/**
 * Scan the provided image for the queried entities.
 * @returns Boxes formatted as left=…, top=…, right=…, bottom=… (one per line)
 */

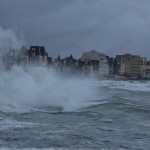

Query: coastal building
left=81, top=50, right=109, bottom=77
left=107, top=57, right=114, bottom=75
left=54, top=55, right=63, bottom=73
left=54, top=55, right=80, bottom=76
left=2, top=49, right=16, bottom=70
left=99, top=53, right=109, bottom=76
left=117, top=54, right=144, bottom=78
left=107, top=57, right=120, bottom=75
left=143, top=61, right=150, bottom=79
left=19, top=55, right=29, bottom=68
left=63, top=55, right=76, bottom=74
left=17, top=46, right=30, bottom=68
left=28, top=46, right=48, bottom=66
left=81, top=50, right=100, bottom=77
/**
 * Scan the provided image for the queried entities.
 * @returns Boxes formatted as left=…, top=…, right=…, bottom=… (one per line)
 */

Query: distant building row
left=2, top=46, right=150, bottom=79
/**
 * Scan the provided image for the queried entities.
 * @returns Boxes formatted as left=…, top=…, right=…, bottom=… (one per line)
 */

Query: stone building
left=28, top=46, right=48, bottom=66
left=117, top=54, right=144, bottom=78
left=81, top=50, right=109, bottom=77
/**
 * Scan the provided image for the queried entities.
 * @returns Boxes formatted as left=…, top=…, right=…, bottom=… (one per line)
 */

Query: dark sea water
left=0, top=68, right=150, bottom=150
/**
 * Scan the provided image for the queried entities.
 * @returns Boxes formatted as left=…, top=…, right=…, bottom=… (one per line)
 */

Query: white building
left=99, top=53, right=109, bottom=76
left=81, top=50, right=109, bottom=77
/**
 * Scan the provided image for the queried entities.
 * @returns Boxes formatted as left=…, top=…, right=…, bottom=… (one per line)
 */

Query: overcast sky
left=0, top=0, right=150, bottom=58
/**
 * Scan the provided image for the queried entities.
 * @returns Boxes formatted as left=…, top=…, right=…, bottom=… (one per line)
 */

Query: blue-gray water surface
left=0, top=79, right=150, bottom=150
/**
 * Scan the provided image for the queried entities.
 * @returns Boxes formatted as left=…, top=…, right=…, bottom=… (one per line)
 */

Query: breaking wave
left=0, top=65, right=149, bottom=113
left=0, top=66, right=97, bottom=112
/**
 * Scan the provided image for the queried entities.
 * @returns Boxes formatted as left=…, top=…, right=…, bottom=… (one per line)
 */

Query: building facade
left=143, top=61, right=150, bottom=79
left=81, top=50, right=109, bottom=77
left=28, top=46, right=48, bottom=66
left=117, top=54, right=144, bottom=78
left=99, top=53, right=109, bottom=76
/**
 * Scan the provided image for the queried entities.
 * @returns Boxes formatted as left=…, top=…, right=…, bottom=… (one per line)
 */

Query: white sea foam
left=0, top=117, right=39, bottom=131
left=96, top=80, right=150, bottom=92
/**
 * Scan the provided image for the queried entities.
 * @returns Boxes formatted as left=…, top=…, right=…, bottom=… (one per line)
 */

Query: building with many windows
left=117, top=54, right=144, bottom=78
left=81, top=50, right=109, bottom=77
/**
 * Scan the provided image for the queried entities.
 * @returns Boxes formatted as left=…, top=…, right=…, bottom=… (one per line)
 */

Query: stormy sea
left=0, top=67, right=150, bottom=150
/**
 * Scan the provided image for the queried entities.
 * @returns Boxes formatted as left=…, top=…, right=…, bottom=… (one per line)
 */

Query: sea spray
left=0, top=26, right=24, bottom=52
left=0, top=25, right=25, bottom=74
left=0, top=66, right=96, bottom=112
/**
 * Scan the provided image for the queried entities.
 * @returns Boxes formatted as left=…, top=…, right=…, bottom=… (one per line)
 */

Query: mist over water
left=0, top=62, right=149, bottom=113
left=0, top=26, right=24, bottom=56
left=0, top=25, right=25, bottom=75
left=0, top=66, right=98, bottom=112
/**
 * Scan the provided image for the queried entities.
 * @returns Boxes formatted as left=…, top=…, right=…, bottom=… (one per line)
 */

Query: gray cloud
left=0, top=0, right=150, bottom=58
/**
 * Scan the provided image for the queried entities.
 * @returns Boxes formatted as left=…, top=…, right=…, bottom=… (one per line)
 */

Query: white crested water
left=0, top=66, right=150, bottom=150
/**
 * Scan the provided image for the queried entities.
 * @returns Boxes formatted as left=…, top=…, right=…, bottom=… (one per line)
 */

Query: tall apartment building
left=81, top=50, right=99, bottom=77
left=81, top=50, right=109, bottom=77
left=117, top=54, right=144, bottom=77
